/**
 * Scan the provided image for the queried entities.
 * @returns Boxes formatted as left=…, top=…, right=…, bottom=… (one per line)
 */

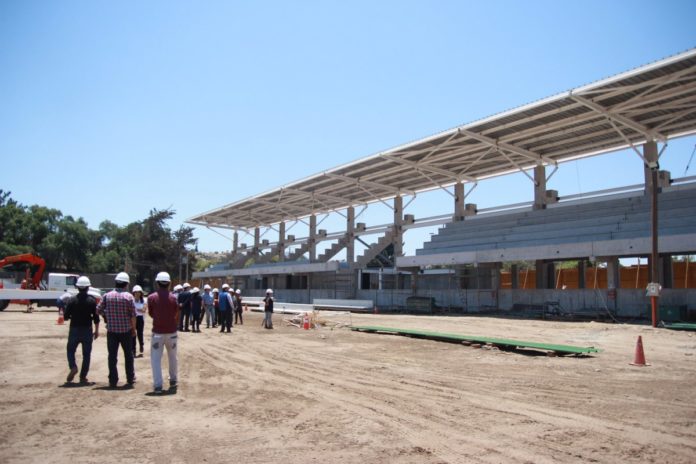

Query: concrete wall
left=242, top=285, right=695, bottom=319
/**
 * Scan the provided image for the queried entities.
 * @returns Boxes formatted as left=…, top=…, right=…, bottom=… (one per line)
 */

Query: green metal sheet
left=661, top=322, right=696, bottom=331
left=350, top=325, right=600, bottom=355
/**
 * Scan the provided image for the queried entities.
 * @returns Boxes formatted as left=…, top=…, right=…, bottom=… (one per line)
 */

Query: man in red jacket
left=147, top=271, right=179, bottom=394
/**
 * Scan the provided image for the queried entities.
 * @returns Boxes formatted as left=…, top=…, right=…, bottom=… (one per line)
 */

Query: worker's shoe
left=79, top=377, right=90, bottom=384
left=153, top=387, right=164, bottom=395
left=66, top=367, right=78, bottom=383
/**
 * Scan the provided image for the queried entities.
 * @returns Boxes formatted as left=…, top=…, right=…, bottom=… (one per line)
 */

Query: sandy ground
left=0, top=304, right=695, bottom=464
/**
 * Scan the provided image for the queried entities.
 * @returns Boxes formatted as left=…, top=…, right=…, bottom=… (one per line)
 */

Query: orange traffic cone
left=302, top=313, right=310, bottom=330
left=56, top=309, right=65, bottom=325
left=630, top=335, right=649, bottom=366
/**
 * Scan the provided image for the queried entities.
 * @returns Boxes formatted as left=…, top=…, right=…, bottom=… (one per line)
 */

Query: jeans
left=107, top=331, right=135, bottom=385
left=204, top=304, right=215, bottom=327
left=67, top=326, right=93, bottom=379
left=191, top=310, right=201, bottom=331
left=151, top=332, right=178, bottom=389
left=132, top=316, right=145, bottom=354
left=178, top=308, right=191, bottom=331
left=234, top=309, right=243, bottom=325
left=263, top=311, right=273, bottom=328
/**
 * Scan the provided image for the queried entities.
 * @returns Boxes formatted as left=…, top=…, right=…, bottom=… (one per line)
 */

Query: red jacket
left=148, top=289, right=179, bottom=334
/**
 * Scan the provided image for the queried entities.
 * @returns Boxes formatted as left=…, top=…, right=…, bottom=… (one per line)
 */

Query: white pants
left=150, top=332, right=178, bottom=389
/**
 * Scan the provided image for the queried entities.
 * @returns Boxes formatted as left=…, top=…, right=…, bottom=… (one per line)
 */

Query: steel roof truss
left=459, top=128, right=557, bottom=166
left=570, top=94, right=665, bottom=142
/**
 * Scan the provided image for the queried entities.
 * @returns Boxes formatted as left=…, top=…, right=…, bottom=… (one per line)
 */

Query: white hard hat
left=115, top=272, right=130, bottom=283
left=76, top=276, right=91, bottom=288
left=266, top=288, right=273, bottom=294
left=132, top=285, right=143, bottom=293
left=212, top=288, right=219, bottom=293
left=235, top=289, right=241, bottom=295
left=203, top=284, right=211, bottom=290
left=155, top=271, right=171, bottom=283
left=183, top=282, right=191, bottom=288
left=222, top=283, right=230, bottom=290
left=173, top=284, right=183, bottom=292
left=191, top=287, right=200, bottom=293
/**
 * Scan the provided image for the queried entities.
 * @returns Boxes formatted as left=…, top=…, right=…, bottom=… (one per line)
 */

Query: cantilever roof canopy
left=188, top=48, right=696, bottom=230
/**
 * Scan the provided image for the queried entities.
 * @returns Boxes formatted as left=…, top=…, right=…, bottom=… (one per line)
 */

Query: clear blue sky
left=1, top=1, right=695, bottom=255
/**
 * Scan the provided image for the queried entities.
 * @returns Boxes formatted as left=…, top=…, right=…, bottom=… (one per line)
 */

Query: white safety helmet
left=155, top=271, right=171, bottom=283
left=76, top=276, right=91, bottom=289
left=183, top=282, right=191, bottom=289
left=203, top=284, right=211, bottom=290
left=191, top=287, right=200, bottom=293
left=235, top=289, right=241, bottom=295
left=212, top=287, right=219, bottom=293
left=173, top=284, right=183, bottom=292
left=132, top=285, right=143, bottom=293
left=115, top=272, right=130, bottom=284
left=222, top=283, right=230, bottom=290
left=266, top=288, right=273, bottom=294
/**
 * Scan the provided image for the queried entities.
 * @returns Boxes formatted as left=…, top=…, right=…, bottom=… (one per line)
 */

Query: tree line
left=0, top=190, right=197, bottom=287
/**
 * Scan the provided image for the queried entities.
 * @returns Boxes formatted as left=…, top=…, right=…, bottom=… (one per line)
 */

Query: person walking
left=212, top=288, right=220, bottom=328
left=64, top=276, right=100, bottom=384
left=177, top=283, right=192, bottom=332
left=190, top=287, right=202, bottom=333
left=218, top=284, right=234, bottom=333
left=147, top=271, right=179, bottom=395
left=202, top=285, right=215, bottom=328
left=263, top=288, right=274, bottom=329
left=131, top=285, right=147, bottom=358
left=98, top=272, right=137, bottom=388
left=233, top=289, right=244, bottom=325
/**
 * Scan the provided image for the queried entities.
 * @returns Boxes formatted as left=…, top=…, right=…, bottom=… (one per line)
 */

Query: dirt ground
left=0, top=304, right=695, bottom=464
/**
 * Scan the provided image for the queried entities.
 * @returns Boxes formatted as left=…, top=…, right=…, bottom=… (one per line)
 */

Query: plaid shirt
left=97, top=289, right=136, bottom=333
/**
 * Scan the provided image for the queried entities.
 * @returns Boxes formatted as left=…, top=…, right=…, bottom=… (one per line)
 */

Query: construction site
left=2, top=46, right=696, bottom=464
left=189, top=49, right=696, bottom=325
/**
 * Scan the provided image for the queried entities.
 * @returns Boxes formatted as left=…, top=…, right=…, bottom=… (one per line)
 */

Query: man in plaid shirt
left=98, top=272, right=137, bottom=388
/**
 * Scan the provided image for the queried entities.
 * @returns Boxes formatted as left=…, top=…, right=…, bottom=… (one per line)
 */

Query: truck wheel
left=0, top=300, right=9, bottom=311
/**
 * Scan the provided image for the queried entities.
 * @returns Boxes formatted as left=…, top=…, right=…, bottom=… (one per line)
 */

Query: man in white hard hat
left=147, top=271, right=179, bottom=394
left=177, top=282, right=193, bottom=332
left=97, top=272, right=137, bottom=388
left=263, top=289, right=274, bottom=329
left=218, top=284, right=234, bottom=333
left=63, top=276, right=100, bottom=384
left=202, top=284, right=215, bottom=329
left=233, top=289, right=244, bottom=325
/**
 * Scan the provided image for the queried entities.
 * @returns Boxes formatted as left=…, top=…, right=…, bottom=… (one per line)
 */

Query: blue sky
left=1, top=1, right=695, bottom=256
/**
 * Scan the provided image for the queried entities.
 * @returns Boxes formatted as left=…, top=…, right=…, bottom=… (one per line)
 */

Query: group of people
left=172, top=282, right=246, bottom=333
left=62, top=271, right=276, bottom=394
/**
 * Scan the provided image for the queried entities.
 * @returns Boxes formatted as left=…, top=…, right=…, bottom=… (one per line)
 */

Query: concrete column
left=308, top=214, right=317, bottom=262
left=643, top=140, right=659, bottom=192
left=510, top=264, right=519, bottom=289
left=533, top=164, right=547, bottom=210
left=346, top=206, right=355, bottom=264
left=577, top=260, right=586, bottom=289
left=453, top=182, right=465, bottom=221
left=606, top=257, right=621, bottom=289
left=393, top=196, right=404, bottom=258
left=232, top=231, right=238, bottom=254
left=411, top=270, right=418, bottom=294
left=660, top=255, right=673, bottom=288
left=491, top=262, right=501, bottom=290
left=535, top=260, right=547, bottom=289
left=253, top=227, right=260, bottom=254
left=278, top=222, right=286, bottom=262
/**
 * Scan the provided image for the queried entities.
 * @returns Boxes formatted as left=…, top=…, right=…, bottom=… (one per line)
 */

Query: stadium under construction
left=189, top=48, right=696, bottom=320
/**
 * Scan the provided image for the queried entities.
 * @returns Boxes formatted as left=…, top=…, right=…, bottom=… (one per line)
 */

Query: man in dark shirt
left=64, top=276, right=100, bottom=384
left=177, top=283, right=192, bottom=332
left=263, top=288, right=274, bottom=329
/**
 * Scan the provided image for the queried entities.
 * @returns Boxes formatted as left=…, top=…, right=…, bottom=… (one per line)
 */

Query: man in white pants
left=147, top=271, right=179, bottom=394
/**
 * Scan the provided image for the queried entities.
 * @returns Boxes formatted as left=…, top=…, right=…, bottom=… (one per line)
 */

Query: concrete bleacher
left=416, top=184, right=696, bottom=258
